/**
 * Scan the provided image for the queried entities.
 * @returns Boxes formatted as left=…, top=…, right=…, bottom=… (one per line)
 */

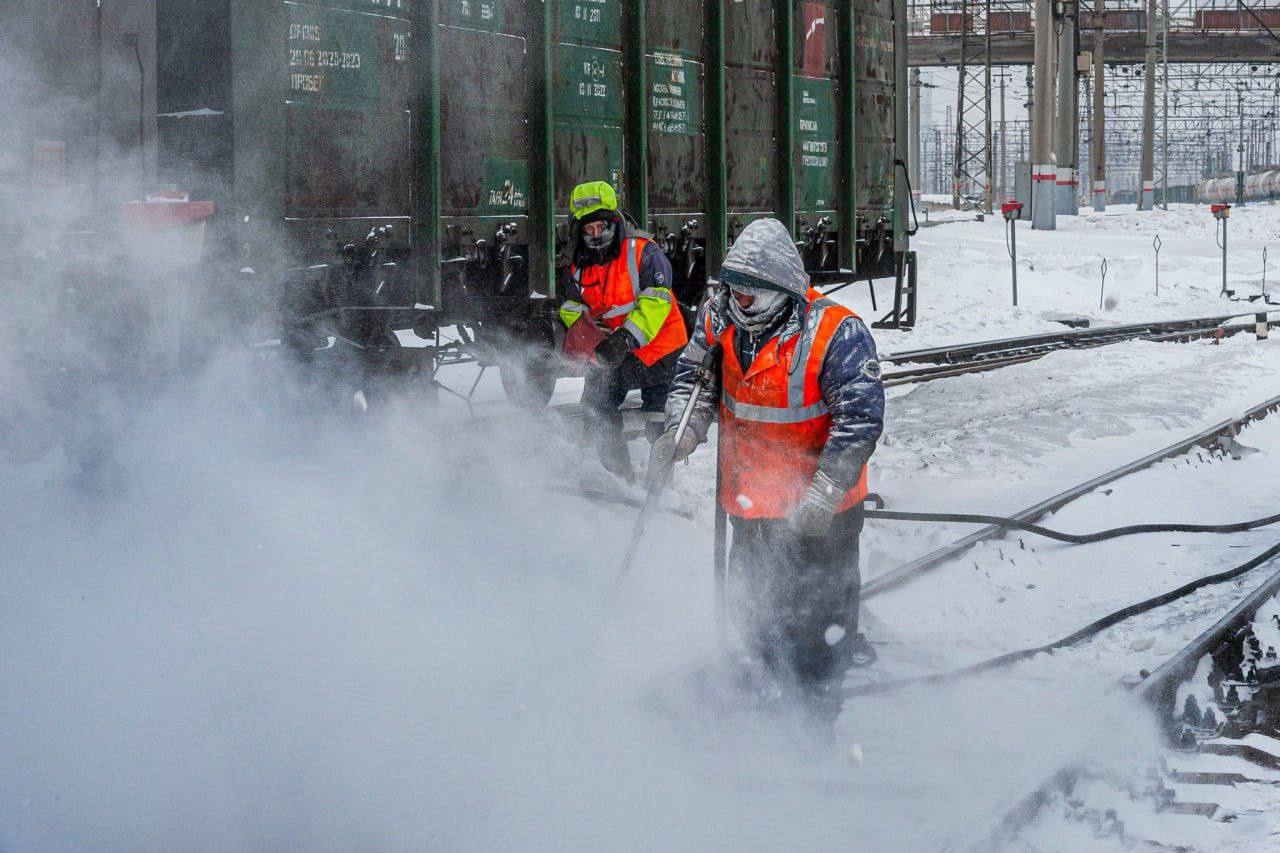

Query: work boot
left=598, top=431, right=635, bottom=483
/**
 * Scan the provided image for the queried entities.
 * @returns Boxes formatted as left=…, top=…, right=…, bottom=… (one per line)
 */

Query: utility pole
left=952, top=7, right=969, bottom=209
left=1238, top=88, right=1246, bottom=206
left=910, top=67, right=922, bottom=202
left=952, top=0, right=994, bottom=212
left=1055, top=0, right=1078, bottom=216
left=984, top=0, right=994, bottom=214
left=1160, top=0, right=1169, bottom=209
left=1092, top=0, right=1107, bottom=212
left=1138, top=0, right=1156, bottom=210
left=1032, top=0, right=1057, bottom=229
left=999, top=72, right=1008, bottom=202
left=1082, top=70, right=1092, bottom=202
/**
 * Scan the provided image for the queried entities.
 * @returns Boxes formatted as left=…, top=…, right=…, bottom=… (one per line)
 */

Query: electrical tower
left=952, top=0, right=994, bottom=212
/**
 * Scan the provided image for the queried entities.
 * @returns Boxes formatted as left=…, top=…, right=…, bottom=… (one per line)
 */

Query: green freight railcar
left=155, top=0, right=913, bottom=402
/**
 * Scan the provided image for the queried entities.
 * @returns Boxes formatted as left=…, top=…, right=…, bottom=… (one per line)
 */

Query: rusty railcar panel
left=439, top=25, right=531, bottom=218
left=283, top=1, right=411, bottom=221
left=553, top=42, right=625, bottom=210
left=855, top=0, right=896, bottom=219
left=553, top=0, right=626, bottom=212
left=646, top=0, right=705, bottom=56
left=795, top=0, right=838, bottom=78
left=647, top=53, right=706, bottom=214
left=646, top=0, right=706, bottom=218
left=554, top=126, right=626, bottom=208
left=725, top=67, right=778, bottom=214
left=726, top=0, right=777, bottom=69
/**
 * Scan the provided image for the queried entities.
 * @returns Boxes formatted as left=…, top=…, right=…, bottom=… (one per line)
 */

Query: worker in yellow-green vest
left=559, top=181, right=689, bottom=480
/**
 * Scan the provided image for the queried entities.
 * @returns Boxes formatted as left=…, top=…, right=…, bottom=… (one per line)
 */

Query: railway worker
left=649, top=217, right=885, bottom=717
left=560, top=180, right=689, bottom=480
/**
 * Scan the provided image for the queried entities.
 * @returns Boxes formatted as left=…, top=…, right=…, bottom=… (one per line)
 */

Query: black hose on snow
left=843, top=538, right=1280, bottom=699
left=864, top=508, right=1280, bottom=545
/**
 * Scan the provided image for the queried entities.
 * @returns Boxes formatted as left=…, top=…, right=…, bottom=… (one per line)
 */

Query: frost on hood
left=722, top=218, right=810, bottom=299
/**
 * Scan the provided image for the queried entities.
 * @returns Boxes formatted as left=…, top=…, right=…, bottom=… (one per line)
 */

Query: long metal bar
left=411, top=0, right=442, bottom=307
left=864, top=393, right=1280, bottom=598
left=778, top=0, right=797, bottom=235
left=624, top=0, right=650, bottom=226
left=886, top=310, right=1260, bottom=363
left=839, top=0, right=858, bottom=274
left=706, top=0, right=728, bottom=277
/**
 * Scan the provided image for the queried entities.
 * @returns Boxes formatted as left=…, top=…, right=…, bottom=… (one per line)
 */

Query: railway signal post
left=1002, top=200, right=1024, bottom=306
left=1212, top=203, right=1231, bottom=297
left=1153, top=234, right=1162, bottom=295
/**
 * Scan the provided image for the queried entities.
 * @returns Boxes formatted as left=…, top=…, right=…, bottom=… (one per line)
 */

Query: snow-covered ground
left=6, top=204, right=1280, bottom=850
left=843, top=202, right=1280, bottom=353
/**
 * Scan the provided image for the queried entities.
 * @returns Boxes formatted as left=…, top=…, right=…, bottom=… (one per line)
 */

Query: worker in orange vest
left=560, top=181, right=689, bottom=480
left=649, top=218, right=885, bottom=717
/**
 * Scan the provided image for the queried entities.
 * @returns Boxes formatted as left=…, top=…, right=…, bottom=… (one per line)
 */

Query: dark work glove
left=645, top=428, right=701, bottom=489
left=787, top=470, right=844, bottom=537
left=593, top=330, right=633, bottom=367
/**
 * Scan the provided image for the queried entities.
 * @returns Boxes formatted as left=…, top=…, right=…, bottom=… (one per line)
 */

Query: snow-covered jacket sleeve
left=661, top=294, right=723, bottom=442
left=816, top=317, right=885, bottom=491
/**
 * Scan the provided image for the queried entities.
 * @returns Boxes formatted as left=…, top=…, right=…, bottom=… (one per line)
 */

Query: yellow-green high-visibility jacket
left=558, top=236, right=688, bottom=367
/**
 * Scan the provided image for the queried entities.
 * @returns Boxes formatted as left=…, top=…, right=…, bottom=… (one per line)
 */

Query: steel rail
left=468, top=310, right=1276, bottom=422
left=884, top=310, right=1268, bottom=367
left=882, top=317, right=1280, bottom=387
left=863, top=392, right=1280, bottom=599
left=942, top=545, right=1280, bottom=853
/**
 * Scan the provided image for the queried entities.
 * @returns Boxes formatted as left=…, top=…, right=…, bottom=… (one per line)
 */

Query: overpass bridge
left=909, top=29, right=1280, bottom=65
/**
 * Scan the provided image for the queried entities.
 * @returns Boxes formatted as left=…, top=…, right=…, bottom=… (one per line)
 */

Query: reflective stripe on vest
left=721, top=296, right=840, bottom=422
left=570, top=238, right=640, bottom=312
left=721, top=396, right=829, bottom=424
left=713, top=290, right=868, bottom=519
left=570, top=237, right=687, bottom=366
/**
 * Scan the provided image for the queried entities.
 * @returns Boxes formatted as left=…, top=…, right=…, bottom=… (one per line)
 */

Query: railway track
left=944, top=548, right=1280, bottom=852
left=881, top=311, right=1279, bottom=388
left=460, top=309, right=1279, bottom=429
left=888, top=397, right=1280, bottom=851
left=863, top=393, right=1280, bottom=600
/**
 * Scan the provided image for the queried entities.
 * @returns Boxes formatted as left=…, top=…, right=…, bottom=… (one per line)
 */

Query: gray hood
left=721, top=218, right=809, bottom=299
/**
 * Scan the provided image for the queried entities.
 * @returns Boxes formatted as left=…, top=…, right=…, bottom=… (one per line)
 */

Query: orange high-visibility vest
left=708, top=288, right=869, bottom=519
left=568, top=237, right=688, bottom=367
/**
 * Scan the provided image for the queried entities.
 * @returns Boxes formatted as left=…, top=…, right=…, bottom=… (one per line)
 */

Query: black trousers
left=727, top=507, right=864, bottom=690
left=581, top=350, right=680, bottom=432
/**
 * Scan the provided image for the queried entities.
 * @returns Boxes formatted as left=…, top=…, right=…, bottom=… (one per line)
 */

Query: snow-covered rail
left=943, top=544, right=1280, bottom=852
left=881, top=311, right=1280, bottom=387
left=474, top=310, right=1280, bottom=424
left=862, top=393, right=1280, bottom=599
